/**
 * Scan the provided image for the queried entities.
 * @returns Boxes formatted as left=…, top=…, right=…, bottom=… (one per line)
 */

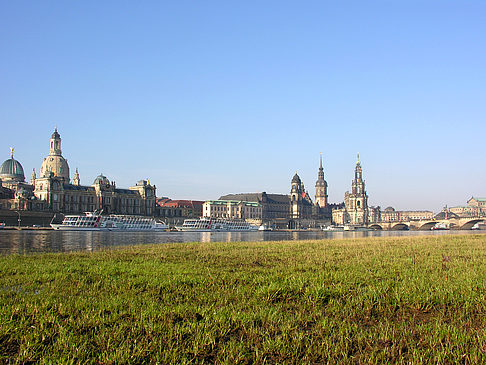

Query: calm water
left=0, top=229, right=485, bottom=255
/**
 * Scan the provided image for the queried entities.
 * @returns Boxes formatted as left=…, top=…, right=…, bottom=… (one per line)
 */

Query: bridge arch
left=459, top=219, right=485, bottom=230
left=391, top=223, right=409, bottom=231
left=369, top=224, right=383, bottom=230
left=418, top=222, right=438, bottom=230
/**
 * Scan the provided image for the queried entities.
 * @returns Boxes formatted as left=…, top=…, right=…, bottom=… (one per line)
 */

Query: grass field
left=1, top=234, right=486, bottom=363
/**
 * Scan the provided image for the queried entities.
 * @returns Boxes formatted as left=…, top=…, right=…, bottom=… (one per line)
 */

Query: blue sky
left=1, top=1, right=485, bottom=212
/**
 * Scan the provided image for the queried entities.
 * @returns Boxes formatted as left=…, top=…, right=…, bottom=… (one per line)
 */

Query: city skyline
left=1, top=1, right=485, bottom=212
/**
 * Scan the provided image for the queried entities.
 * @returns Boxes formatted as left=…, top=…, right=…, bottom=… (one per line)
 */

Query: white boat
left=258, top=224, right=273, bottom=231
left=343, top=225, right=372, bottom=231
left=431, top=223, right=449, bottom=231
left=322, top=225, right=345, bottom=231
left=51, top=212, right=168, bottom=231
left=0, top=222, right=5, bottom=229
left=176, top=217, right=259, bottom=232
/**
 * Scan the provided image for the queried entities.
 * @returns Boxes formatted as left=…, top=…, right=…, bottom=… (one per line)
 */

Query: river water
left=0, top=229, right=485, bottom=255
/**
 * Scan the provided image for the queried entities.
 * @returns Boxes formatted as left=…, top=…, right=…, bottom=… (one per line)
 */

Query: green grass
left=1, top=234, right=486, bottom=364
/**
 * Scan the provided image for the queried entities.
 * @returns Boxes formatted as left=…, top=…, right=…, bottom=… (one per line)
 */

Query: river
left=1, top=229, right=485, bottom=255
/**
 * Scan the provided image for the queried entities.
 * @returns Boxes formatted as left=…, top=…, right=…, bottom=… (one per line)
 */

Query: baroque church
left=0, top=128, right=156, bottom=216
left=332, top=154, right=370, bottom=225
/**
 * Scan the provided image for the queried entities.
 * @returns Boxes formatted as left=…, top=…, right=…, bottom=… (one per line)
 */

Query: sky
left=1, top=1, right=485, bottom=213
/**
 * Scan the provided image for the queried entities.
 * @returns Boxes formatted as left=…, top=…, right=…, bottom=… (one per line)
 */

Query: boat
left=0, top=222, right=5, bottom=229
left=176, top=217, right=259, bottom=232
left=431, top=223, right=449, bottom=231
left=322, top=225, right=345, bottom=231
left=258, top=224, right=273, bottom=231
left=50, top=212, right=168, bottom=231
left=343, top=225, right=372, bottom=231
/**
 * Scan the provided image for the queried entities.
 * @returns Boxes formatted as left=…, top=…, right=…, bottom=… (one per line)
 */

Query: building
left=203, top=200, right=262, bottom=223
left=156, top=198, right=204, bottom=220
left=290, top=172, right=314, bottom=219
left=1, top=128, right=156, bottom=217
left=219, top=192, right=290, bottom=220
left=0, top=148, right=46, bottom=212
left=380, top=207, right=433, bottom=222
left=332, top=154, right=369, bottom=225
left=314, top=153, right=328, bottom=209
left=445, top=197, right=486, bottom=218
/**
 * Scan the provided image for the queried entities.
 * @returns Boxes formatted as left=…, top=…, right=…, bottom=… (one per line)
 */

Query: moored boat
left=322, top=225, right=345, bottom=231
left=176, top=217, right=259, bottom=232
left=51, top=212, right=168, bottom=231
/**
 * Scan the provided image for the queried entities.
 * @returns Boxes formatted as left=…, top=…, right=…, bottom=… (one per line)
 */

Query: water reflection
left=0, top=229, right=484, bottom=255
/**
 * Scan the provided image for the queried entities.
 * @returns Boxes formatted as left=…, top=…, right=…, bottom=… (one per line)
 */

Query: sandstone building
left=0, top=128, right=156, bottom=218
left=332, top=154, right=369, bottom=225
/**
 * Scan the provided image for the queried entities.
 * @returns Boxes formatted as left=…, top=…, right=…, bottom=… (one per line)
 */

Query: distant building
left=314, top=154, right=328, bottom=209
left=203, top=200, right=262, bottom=222
left=445, top=197, right=486, bottom=218
left=156, top=198, right=204, bottom=219
left=219, top=192, right=289, bottom=220
left=0, top=148, right=45, bottom=211
left=333, top=154, right=368, bottom=225
left=1, top=128, right=156, bottom=217
left=290, top=172, right=314, bottom=219
left=380, top=206, right=433, bottom=222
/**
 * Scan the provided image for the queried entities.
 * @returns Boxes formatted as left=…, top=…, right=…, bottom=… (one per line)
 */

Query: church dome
left=93, top=174, right=110, bottom=186
left=40, top=155, right=70, bottom=181
left=292, top=173, right=301, bottom=184
left=0, top=151, right=25, bottom=182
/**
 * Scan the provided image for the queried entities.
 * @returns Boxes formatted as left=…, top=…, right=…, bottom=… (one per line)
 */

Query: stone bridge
left=369, top=217, right=486, bottom=231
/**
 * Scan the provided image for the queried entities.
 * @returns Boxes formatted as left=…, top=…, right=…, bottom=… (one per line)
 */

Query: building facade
left=332, top=154, right=369, bottom=225
left=1, top=129, right=156, bottom=217
left=203, top=200, right=262, bottom=222
left=156, top=198, right=204, bottom=220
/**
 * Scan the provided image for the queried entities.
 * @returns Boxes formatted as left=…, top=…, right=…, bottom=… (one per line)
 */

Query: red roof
left=156, top=199, right=204, bottom=208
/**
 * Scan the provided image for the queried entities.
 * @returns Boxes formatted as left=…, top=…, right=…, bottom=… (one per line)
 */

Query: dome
left=93, top=174, right=110, bottom=186
left=384, top=206, right=395, bottom=212
left=40, top=155, right=70, bottom=181
left=0, top=153, right=25, bottom=182
left=292, top=173, right=301, bottom=184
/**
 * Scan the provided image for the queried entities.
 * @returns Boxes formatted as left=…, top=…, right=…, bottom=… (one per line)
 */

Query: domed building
left=0, top=148, right=44, bottom=212
left=40, top=128, right=70, bottom=182
left=0, top=148, right=25, bottom=184
left=32, top=128, right=156, bottom=215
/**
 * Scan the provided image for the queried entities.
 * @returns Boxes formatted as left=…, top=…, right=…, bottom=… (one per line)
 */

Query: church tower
left=344, top=154, right=368, bottom=225
left=40, top=127, right=70, bottom=182
left=290, top=172, right=303, bottom=219
left=30, top=168, right=36, bottom=185
left=73, top=168, right=80, bottom=186
left=315, top=153, right=328, bottom=208
left=50, top=128, right=62, bottom=155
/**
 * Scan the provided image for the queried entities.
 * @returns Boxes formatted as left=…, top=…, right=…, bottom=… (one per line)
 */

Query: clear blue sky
left=1, top=1, right=485, bottom=212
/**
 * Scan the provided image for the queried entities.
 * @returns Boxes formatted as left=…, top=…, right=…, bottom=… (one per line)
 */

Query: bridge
left=369, top=217, right=486, bottom=231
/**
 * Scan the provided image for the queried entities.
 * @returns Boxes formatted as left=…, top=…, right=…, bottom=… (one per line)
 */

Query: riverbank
left=1, top=234, right=486, bottom=363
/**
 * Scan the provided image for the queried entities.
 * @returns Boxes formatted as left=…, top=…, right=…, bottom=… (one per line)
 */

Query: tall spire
left=318, top=153, right=324, bottom=180
left=315, top=152, right=328, bottom=208
left=30, top=168, right=36, bottom=185
left=357, top=153, right=360, bottom=165
left=73, top=168, right=80, bottom=186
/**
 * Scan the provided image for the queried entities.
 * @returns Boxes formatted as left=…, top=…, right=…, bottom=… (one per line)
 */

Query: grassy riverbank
left=1, top=234, right=486, bottom=363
